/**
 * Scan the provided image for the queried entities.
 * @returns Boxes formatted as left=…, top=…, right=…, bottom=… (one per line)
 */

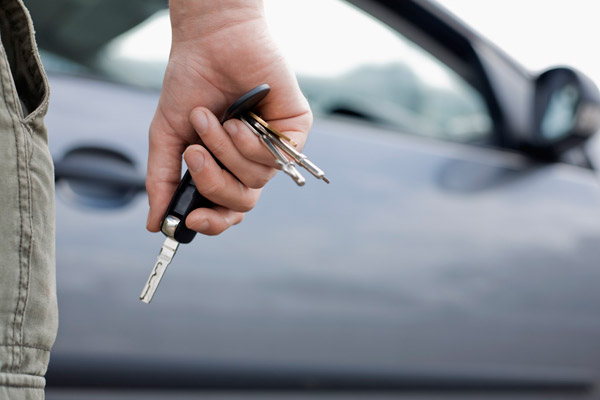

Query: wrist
left=169, top=0, right=265, bottom=42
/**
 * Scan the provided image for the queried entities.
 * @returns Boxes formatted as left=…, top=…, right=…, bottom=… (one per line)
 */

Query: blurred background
left=17, top=0, right=600, bottom=398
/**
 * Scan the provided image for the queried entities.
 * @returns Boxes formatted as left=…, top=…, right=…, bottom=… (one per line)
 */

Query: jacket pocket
left=0, top=0, right=49, bottom=120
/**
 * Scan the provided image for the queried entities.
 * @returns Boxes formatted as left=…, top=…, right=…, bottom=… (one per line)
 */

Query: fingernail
left=223, top=120, right=238, bottom=137
left=191, top=109, right=208, bottom=134
left=185, top=148, right=204, bottom=172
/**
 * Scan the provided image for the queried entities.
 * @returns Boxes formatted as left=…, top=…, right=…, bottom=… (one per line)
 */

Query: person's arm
left=146, top=0, right=312, bottom=235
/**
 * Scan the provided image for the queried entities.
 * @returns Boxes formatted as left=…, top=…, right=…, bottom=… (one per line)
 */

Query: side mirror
left=529, top=67, right=600, bottom=158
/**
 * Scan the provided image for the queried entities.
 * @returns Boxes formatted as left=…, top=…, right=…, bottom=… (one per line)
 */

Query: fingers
left=190, top=108, right=278, bottom=188
left=256, top=83, right=313, bottom=153
left=223, top=119, right=279, bottom=167
left=147, top=97, right=312, bottom=237
left=146, top=111, right=189, bottom=232
left=225, top=109, right=313, bottom=168
left=147, top=106, right=275, bottom=235
left=183, top=144, right=261, bottom=213
left=185, top=206, right=244, bottom=236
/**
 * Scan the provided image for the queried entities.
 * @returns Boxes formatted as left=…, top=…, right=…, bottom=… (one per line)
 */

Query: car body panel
left=47, top=73, right=600, bottom=394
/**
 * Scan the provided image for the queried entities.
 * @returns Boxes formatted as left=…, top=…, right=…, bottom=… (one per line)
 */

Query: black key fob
left=161, top=84, right=271, bottom=244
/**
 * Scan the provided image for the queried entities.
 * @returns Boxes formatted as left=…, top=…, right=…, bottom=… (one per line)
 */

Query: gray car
left=26, top=0, right=600, bottom=398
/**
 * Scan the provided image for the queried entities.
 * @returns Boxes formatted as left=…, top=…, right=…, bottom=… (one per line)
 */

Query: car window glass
left=42, top=0, right=493, bottom=143
left=265, top=0, right=492, bottom=142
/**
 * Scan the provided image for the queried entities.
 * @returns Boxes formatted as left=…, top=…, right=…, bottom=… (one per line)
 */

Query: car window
left=37, top=0, right=492, bottom=143
left=267, top=0, right=492, bottom=143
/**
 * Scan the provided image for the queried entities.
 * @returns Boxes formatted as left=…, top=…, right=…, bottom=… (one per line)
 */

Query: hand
left=146, top=0, right=312, bottom=236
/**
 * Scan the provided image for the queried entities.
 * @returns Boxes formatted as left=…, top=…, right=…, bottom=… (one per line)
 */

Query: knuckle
left=208, top=136, right=228, bottom=158
left=232, top=195, right=253, bottom=213
left=236, top=191, right=258, bottom=213
left=145, top=179, right=160, bottom=200
left=199, top=176, right=225, bottom=197
left=236, top=202, right=253, bottom=213
left=236, top=137, right=264, bottom=160
left=246, top=173, right=270, bottom=189
left=145, top=180, right=154, bottom=195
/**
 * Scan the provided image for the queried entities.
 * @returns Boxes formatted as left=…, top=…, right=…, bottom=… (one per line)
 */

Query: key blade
left=282, top=163, right=306, bottom=186
left=270, top=134, right=330, bottom=183
left=300, top=158, right=330, bottom=183
left=140, top=237, right=179, bottom=303
left=242, top=117, right=306, bottom=186
left=262, top=134, right=306, bottom=186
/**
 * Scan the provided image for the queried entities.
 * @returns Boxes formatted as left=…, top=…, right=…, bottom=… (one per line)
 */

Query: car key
left=140, top=84, right=329, bottom=303
left=140, top=85, right=275, bottom=303
left=139, top=85, right=270, bottom=303
left=139, top=170, right=212, bottom=303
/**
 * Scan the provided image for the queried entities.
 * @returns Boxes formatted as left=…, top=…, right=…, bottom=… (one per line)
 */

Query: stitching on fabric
left=0, top=371, right=45, bottom=389
left=0, top=0, right=36, bottom=375
left=0, top=344, right=50, bottom=352
left=18, top=119, right=33, bottom=374
left=0, top=384, right=44, bottom=389
left=0, top=31, right=21, bottom=375
left=24, top=123, right=33, bottom=162
left=10, top=74, right=25, bottom=376
left=0, top=24, right=26, bottom=375
left=0, top=1, right=52, bottom=376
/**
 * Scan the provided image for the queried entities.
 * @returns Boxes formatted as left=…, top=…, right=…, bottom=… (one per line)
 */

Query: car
left=23, top=0, right=600, bottom=398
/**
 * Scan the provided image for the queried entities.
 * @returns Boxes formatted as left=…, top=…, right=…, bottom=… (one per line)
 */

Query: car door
left=44, top=0, right=600, bottom=397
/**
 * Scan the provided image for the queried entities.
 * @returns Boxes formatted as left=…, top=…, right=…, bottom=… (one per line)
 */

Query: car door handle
left=54, top=145, right=145, bottom=208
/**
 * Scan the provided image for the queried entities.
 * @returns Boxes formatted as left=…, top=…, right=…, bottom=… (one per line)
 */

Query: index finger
left=145, top=114, right=188, bottom=232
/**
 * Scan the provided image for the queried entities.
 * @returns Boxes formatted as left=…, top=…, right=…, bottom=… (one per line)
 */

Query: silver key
left=269, top=134, right=330, bottom=184
left=245, top=112, right=329, bottom=184
left=262, top=134, right=306, bottom=186
left=241, top=117, right=306, bottom=186
left=139, top=217, right=180, bottom=303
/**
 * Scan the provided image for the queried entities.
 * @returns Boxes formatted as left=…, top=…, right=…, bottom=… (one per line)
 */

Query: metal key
left=246, top=112, right=298, bottom=147
left=139, top=234, right=179, bottom=303
left=269, top=131, right=330, bottom=183
left=139, top=171, right=211, bottom=303
left=246, top=112, right=329, bottom=183
left=240, top=116, right=306, bottom=186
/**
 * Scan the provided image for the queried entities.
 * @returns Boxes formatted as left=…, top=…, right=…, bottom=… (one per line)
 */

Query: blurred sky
left=436, top=1, right=600, bottom=85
